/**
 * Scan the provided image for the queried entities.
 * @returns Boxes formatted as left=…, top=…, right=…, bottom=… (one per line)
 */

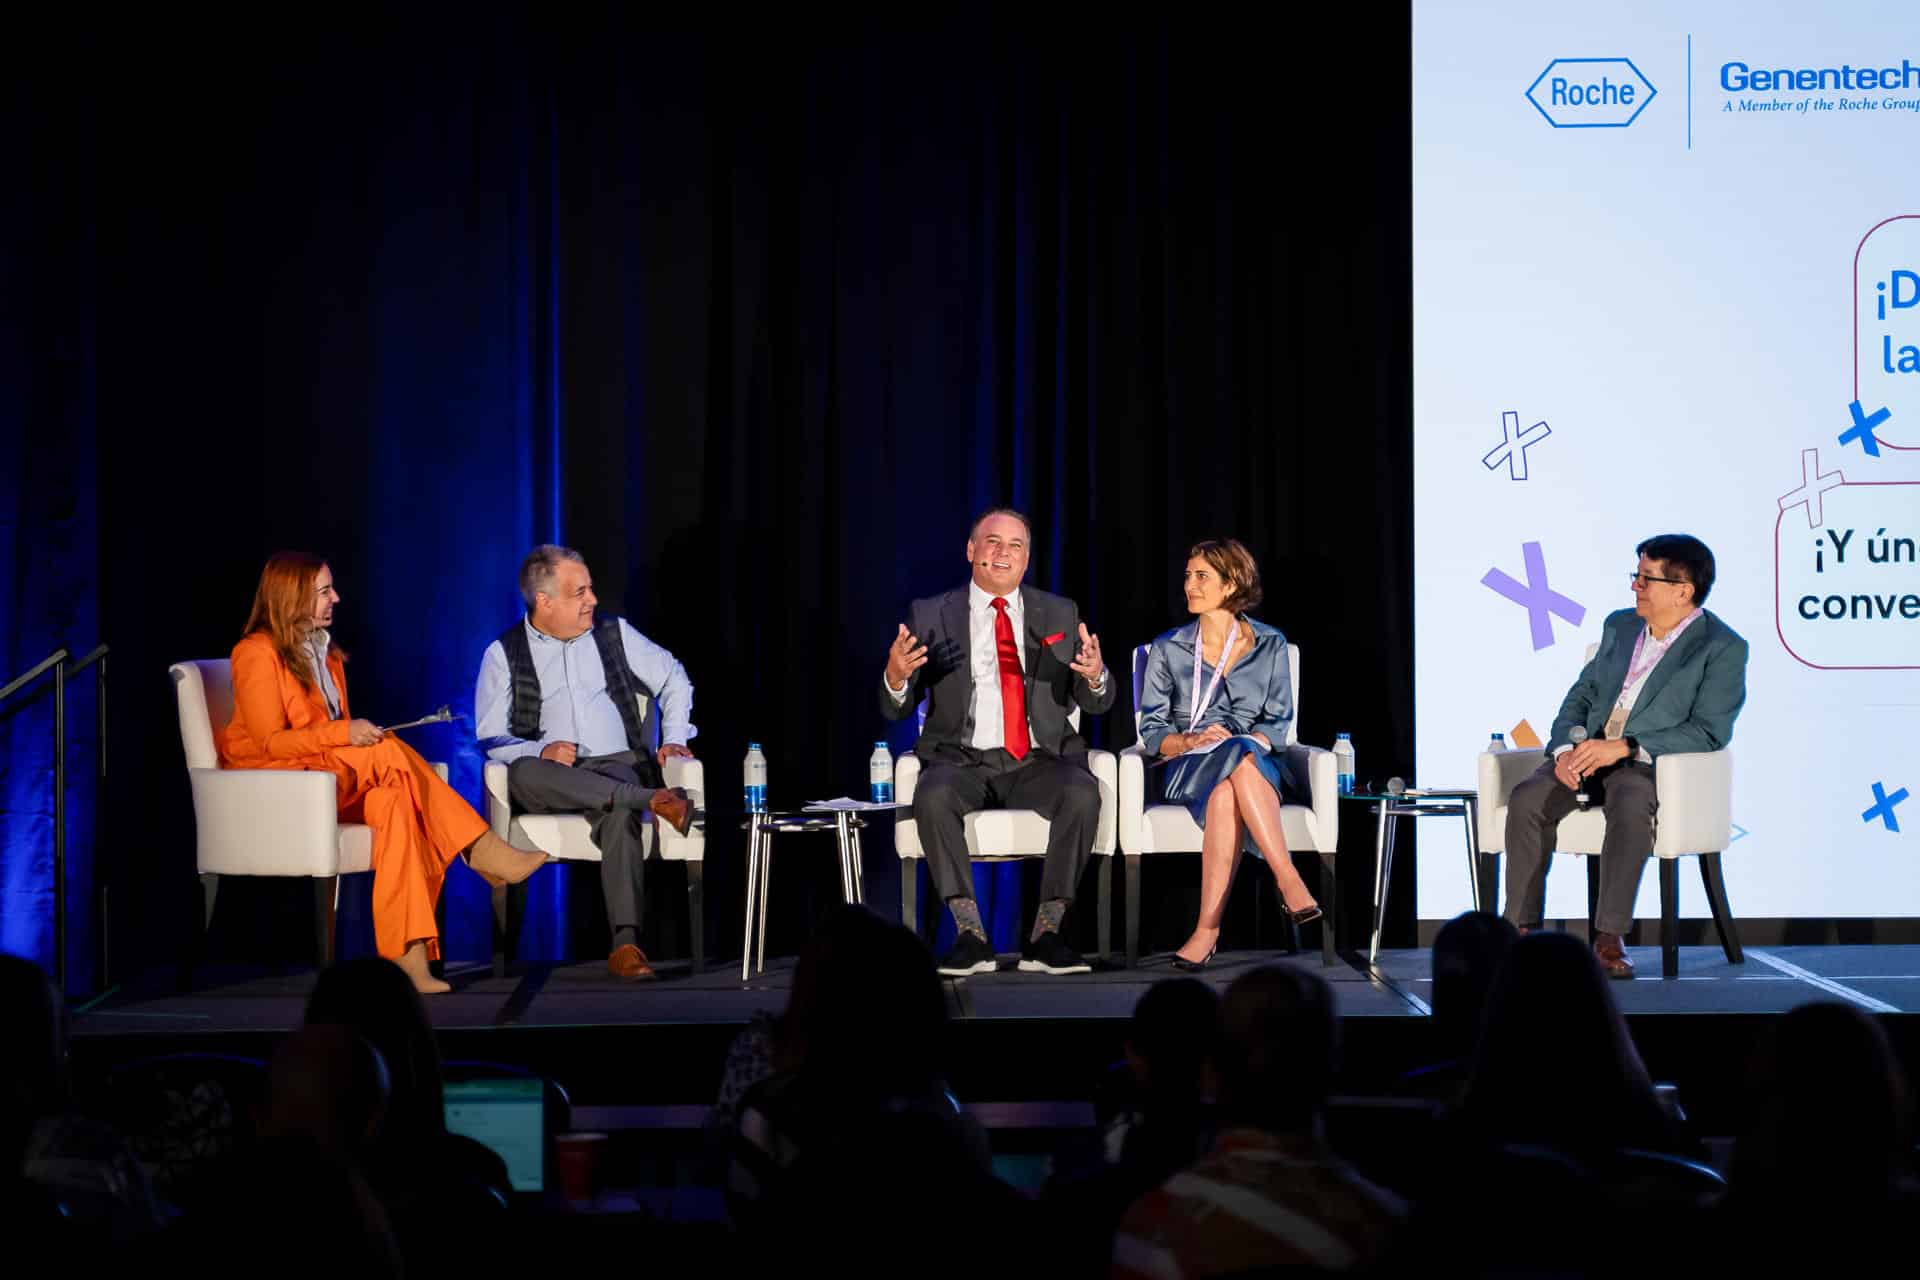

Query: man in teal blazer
left=1504, top=534, right=1748, bottom=978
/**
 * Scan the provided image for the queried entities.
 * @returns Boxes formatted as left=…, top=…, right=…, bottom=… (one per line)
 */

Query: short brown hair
left=1188, top=539, right=1262, bottom=614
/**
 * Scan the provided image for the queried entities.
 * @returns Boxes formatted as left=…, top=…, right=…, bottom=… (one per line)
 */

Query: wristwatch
left=1623, top=735, right=1640, bottom=757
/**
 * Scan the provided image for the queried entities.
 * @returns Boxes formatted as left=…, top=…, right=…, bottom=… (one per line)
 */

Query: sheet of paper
left=802, top=797, right=904, bottom=811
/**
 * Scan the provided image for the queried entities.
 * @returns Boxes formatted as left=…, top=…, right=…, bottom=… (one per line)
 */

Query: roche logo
left=1525, top=58, right=1657, bottom=128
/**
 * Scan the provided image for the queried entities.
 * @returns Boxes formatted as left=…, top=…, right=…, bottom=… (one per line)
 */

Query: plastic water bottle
left=869, top=742, right=894, bottom=804
left=1333, top=733, right=1355, bottom=796
left=1488, top=732, right=1507, bottom=754
left=743, top=743, right=768, bottom=814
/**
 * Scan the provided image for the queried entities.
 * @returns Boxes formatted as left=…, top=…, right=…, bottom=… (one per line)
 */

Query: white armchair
left=1117, top=643, right=1341, bottom=967
left=171, top=658, right=448, bottom=966
left=894, top=704, right=1118, bottom=961
left=1475, top=646, right=1743, bottom=979
left=481, top=690, right=706, bottom=975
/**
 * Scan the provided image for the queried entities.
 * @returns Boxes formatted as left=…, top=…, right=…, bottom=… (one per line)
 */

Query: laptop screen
left=444, top=1077, right=545, bottom=1192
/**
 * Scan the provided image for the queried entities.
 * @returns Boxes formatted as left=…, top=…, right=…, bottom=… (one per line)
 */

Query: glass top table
left=1341, top=788, right=1487, bottom=963
left=736, top=810, right=873, bottom=980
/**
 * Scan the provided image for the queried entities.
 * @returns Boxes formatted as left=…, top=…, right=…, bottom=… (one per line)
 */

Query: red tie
left=990, top=597, right=1029, bottom=760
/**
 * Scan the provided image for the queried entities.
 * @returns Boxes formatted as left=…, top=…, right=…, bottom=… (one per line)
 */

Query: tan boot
left=465, top=830, right=549, bottom=886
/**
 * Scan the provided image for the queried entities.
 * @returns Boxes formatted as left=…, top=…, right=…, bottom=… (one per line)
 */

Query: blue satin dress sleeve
left=1158, top=622, right=1292, bottom=828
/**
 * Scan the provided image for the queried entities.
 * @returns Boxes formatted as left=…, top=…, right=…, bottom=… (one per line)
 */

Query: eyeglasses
left=1628, top=571, right=1687, bottom=588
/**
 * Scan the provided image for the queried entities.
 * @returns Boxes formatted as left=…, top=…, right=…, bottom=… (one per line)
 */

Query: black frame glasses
left=1628, top=571, right=1687, bottom=587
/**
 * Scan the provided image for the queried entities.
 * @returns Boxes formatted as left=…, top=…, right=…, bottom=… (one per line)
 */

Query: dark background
left=1, top=9, right=1416, bottom=990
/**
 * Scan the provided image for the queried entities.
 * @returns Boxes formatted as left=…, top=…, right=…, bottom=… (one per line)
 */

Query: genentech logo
left=1526, top=58, right=1658, bottom=128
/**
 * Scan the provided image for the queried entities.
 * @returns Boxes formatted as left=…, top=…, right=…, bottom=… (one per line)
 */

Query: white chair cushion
left=892, top=751, right=1118, bottom=859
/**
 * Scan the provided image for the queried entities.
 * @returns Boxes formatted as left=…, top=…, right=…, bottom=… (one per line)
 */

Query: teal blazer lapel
left=1630, top=615, right=1709, bottom=720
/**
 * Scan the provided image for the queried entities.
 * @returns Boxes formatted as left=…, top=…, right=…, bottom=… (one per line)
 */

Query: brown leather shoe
left=649, top=788, right=694, bottom=837
left=608, top=943, right=657, bottom=981
left=1593, top=931, right=1635, bottom=979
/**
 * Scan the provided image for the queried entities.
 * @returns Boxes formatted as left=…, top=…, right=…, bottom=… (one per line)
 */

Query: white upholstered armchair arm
left=190, top=768, right=342, bottom=877
left=1118, top=745, right=1150, bottom=855
left=1477, top=748, right=1542, bottom=853
left=896, top=753, right=922, bottom=805
left=484, top=760, right=512, bottom=839
left=1285, top=744, right=1339, bottom=851
left=657, top=755, right=707, bottom=857
left=1652, top=749, right=1733, bottom=857
left=1087, top=749, right=1118, bottom=856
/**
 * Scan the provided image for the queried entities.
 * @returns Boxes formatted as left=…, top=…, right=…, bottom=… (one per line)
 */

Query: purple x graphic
left=1482, top=541, right=1587, bottom=650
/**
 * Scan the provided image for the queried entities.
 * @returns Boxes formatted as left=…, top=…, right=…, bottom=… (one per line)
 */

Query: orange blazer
left=218, top=631, right=355, bottom=769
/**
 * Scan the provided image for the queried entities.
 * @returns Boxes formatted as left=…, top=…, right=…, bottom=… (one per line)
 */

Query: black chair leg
left=1125, top=856, right=1141, bottom=968
left=314, top=877, right=337, bottom=968
left=1660, top=857, right=1680, bottom=978
left=201, top=872, right=219, bottom=932
left=901, top=860, right=919, bottom=938
left=1320, top=852, right=1337, bottom=967
left=688, top=861, right=705, bottom=975
left=1698, top=851, right=1743, bottom=964
left=491, top=883, right=510, bottom=978
left=1585, top=857, right=1601, bottom=938
left=1097, top=855, right=1113, bottom=964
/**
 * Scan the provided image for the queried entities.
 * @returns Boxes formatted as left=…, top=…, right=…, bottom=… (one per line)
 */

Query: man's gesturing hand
left=885, top=623, right=929, bottom=689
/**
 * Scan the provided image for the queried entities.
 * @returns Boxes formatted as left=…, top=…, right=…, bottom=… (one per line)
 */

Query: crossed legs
left=1175, top=755, right=1318, bottom=964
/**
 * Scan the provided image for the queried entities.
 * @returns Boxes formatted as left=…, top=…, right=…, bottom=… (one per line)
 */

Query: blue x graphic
left=1481, top=541, right=1587, bottom=650
left=1482, top=411, right=1552, bottom=480
left=1838, top=400, right=1889, bottom=457
left=1863, top=781, right=1910, bottom=832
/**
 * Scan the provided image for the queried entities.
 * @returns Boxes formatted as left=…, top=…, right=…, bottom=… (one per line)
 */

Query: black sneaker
left=1018, top=931, right=1092, bottom=975
left=937, top=930, right=998, bottom=977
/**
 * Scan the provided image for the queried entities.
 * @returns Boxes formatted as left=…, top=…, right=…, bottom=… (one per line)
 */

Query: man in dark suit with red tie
left=880, top=508, right=1115, bottom=977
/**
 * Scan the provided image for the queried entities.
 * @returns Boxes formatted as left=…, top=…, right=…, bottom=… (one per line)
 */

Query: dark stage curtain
left=3, top=11, right=1413, bottom=985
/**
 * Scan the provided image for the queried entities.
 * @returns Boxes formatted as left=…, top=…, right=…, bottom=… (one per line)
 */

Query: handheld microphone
left=1568, top=726, right=1591, bottom=809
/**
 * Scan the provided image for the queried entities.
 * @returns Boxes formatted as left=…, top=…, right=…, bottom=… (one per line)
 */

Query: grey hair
left=519, top=544, right=586, bottom=609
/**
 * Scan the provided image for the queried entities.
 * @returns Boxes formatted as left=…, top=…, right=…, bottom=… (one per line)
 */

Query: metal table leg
left=835, top=813, right=855, bottom=902
left=848, top=824, right=866, bottom=905
left=1463, top=803, right=1482, bottom=913
left=741, top=813, right=763, bottom=981
left=1369, top=802, right=1396, bottom=964
left=755, top=824, right=772, bottom=975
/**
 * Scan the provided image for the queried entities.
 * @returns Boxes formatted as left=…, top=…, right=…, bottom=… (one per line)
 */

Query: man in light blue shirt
left=476, top=545, right=697, bottom=980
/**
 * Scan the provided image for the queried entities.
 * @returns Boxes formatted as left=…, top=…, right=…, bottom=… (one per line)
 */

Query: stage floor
left=73, top=942, right=1920, bottom=1033
left=64, top=944, right=1920, bottom=1133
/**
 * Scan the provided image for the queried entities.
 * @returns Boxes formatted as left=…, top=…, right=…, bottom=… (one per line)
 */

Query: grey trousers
left=507, top=752, right=657, bottom=937
left=912, top=749, right=1101, bottom=905
left=1503, top=758, right=1657, bottom=936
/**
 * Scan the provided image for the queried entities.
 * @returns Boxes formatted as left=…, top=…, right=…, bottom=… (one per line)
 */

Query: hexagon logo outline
left=1525, top=57, right=1658, bottom=129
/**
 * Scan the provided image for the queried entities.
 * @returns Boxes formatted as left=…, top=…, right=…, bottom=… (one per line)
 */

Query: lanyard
left=1618, top=609, right=1700, bottom=703
left=1187, top=622, right=1240, bottom=732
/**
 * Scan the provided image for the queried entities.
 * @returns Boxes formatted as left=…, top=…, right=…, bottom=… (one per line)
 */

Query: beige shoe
left=464, top=830, right=549, bottom=887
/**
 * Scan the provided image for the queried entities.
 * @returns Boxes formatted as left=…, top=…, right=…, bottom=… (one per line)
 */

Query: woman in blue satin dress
left=1137, top=540, right=1321, bottom=969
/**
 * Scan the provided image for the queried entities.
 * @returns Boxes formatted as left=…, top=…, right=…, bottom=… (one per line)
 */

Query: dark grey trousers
left=912, top=748, right=1101, bottom=904
left=1503, top=758, right=1657, bottom=936
left=507, top=752, right=657, bottom=936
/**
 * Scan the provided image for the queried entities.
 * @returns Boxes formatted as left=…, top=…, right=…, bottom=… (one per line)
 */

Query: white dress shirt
left=308, top=629, right=343, bottom=721
left=884, top=582, right=1106, bottom=744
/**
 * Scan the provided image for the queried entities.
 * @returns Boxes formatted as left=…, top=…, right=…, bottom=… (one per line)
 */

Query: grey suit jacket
left=1548, top=607, right=1748, bottom=760
left=878, top=584, right=1115, bottom=764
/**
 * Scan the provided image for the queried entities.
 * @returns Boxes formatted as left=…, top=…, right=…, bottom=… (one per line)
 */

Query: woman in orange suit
left=219, top=551, right=547, bottom=993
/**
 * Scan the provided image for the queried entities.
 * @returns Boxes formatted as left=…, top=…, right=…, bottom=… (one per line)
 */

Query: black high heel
left=1288, top=904, right=1323, bottom=927
left=1171, top=944, right=1218, bottom=972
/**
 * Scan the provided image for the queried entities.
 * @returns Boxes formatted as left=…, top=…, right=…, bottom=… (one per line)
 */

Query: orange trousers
left=329, top=737, right=487, bottom=961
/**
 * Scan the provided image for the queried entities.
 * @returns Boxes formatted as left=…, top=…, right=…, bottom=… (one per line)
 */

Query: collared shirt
left=1555, top=608, right=1703, bottom=765
left=884, top=582, right=1106, bottom=736
left=308, top=629, right=343, bottom=720
left=475, top=617, right=696, bottom=762
left=965, top=579, right=1025, bottom=751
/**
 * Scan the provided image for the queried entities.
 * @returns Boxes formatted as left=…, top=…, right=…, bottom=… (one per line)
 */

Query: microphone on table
left=1567, top=726, right=1591, bottom=810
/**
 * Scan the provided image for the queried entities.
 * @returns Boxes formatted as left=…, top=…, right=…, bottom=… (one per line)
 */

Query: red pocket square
left=1044, top=631, right=1065, bottom=645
